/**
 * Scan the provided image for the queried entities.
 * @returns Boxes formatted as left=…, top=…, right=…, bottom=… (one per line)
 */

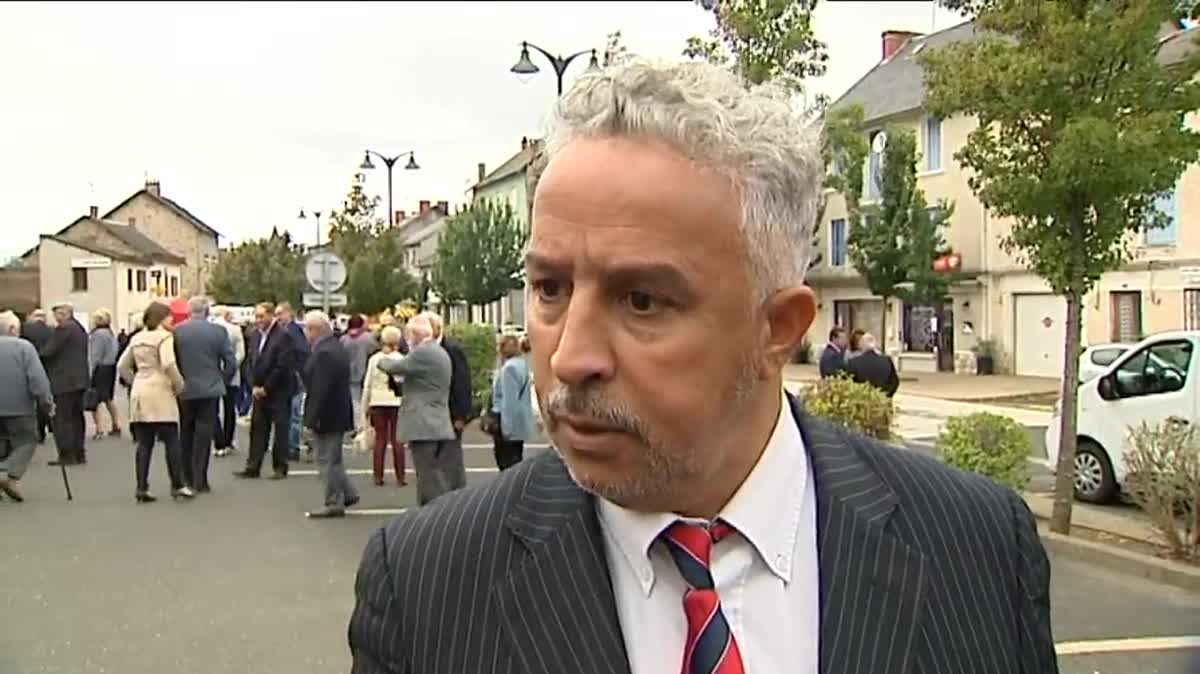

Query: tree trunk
left=1050, top=290, right=1083, bottom=534
left=880, top=296, right=890, bottom=355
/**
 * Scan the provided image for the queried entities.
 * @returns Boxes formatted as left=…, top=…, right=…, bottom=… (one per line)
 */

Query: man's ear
left=757, top=285, right=816, bottom=377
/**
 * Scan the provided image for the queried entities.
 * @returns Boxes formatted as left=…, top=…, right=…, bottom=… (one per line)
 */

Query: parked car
left=1047, top=331, right=1199, bottom=503
left=1079, top=343, right=1133, bottom=383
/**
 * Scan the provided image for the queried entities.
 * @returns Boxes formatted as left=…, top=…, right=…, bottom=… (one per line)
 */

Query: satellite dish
left=872, top=131, right=888, bottom=154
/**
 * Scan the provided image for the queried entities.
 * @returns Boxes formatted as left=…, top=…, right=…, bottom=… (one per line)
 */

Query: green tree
left=208, top=228, right=306, bottom=307
left=921, top=0, right=1200, bottom=533
left=326, top=174, right=384, bottom=269
left=345, top=227, right=420, bottom=315
left=898, top=194, right=955, bottom=311
left=814, top=103, right=869, bottom=271
left=430, top=200, right=528, bottom=321
left=683, top=0, right=828, bottom=98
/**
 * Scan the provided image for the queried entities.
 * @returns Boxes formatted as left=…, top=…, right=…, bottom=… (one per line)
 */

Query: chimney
left=145, top=179, right=161, bottom=197
left=437, top=200, right=448, bottom=214
left=419, top=200, right=431, bottom=215
left=89, top=206, right=99, bottom=219
left=394, top=210, right=405, bottom=225
left=520, top=136, right=528, bottom=151
left=881, top=30, right=921, bottom=61
left=128, top=217, right=137, bottom=228
left=477, top=162, right=487, bottom=182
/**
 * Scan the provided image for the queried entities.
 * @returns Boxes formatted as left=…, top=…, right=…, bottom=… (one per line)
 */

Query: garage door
left=1014, top=293, right=1066, bottom=378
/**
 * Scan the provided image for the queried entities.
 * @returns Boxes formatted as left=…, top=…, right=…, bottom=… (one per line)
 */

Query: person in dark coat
left=40, top=302, right=90, bottom=465
left=818, top=326, right=849, bottom=378
left=234, top=302, right=296, bottom=480
left=19, top=308, right=53, bottom=443
left=300, top=310, right=358, bottom=518
left=846, top=332, right=900, bottom=397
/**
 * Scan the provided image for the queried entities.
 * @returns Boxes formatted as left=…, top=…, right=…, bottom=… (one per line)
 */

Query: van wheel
left=1074, top=440, right=1117, bottom=504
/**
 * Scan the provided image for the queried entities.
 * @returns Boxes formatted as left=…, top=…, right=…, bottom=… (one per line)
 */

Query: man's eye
left=625, top=291, right=658, bottom=314
left=532, top=279, right=563, bottom=300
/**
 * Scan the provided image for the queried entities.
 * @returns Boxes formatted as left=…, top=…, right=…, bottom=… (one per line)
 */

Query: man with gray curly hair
left=349, top=60, right=1055, bottom=673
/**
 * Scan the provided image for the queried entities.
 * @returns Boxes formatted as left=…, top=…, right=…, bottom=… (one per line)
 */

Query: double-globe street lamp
left=510, top=41, right=600, bottom=96
left=298, top=208, right=323, bottom=247
left=360, top=150, right=420, bottom=226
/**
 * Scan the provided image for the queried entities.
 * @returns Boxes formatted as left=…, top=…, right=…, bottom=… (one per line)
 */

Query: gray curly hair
left=541, top=59, right=824, bottom=301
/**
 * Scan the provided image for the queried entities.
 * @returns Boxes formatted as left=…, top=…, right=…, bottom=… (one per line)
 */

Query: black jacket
left=20, top=320, right=52, bottom=353
left=441, top=336, right=473, bottom=421
left=818, top=344, right=846, bottom=378
left=847, top=350, right=900, bottom=397
left=40, top=318, right=89, bottom=395
left=250, top=322, right=296, bottom=404
left=302, top=335, right=353, bottom=434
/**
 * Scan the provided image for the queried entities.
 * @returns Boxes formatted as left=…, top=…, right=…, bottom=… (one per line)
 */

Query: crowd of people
left=0, top=296, right=537, bottom=516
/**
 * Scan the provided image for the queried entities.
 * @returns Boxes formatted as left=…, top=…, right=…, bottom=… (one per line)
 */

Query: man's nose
left=549, top=292, right=615, bottom=387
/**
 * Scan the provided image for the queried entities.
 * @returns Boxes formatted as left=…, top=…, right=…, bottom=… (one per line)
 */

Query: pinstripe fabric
left=348, top=394, right=1058, bottom=674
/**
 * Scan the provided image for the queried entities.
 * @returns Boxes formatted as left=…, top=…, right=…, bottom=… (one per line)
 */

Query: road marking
left=1055, top=635, right=1200, bottom=656
left=345, top=508, right=409, bottom=517
left=462, top=443, right=550, bottom=450
left=288, top=468, right=500, bottom=477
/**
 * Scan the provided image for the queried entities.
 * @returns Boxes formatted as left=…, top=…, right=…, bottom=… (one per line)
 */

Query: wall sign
left=71, top=257, right=111, bottom=269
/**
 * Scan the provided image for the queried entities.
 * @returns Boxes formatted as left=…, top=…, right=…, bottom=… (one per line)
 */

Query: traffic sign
left=303, top=292, right=347, bottom=307
left=305, top=251, right=347, bottom=292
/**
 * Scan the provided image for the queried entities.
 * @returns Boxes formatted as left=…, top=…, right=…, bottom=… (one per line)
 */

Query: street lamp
left=510, top=41, right=600, bottom=96
left=360, top=150, right=420, bottom=226
left=297, top=209, right=323, bottom=248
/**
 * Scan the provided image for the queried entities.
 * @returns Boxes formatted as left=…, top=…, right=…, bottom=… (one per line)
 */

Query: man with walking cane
left=0, top=311, right=55, bottom=503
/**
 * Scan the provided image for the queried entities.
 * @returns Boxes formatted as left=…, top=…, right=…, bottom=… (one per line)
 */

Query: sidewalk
left=1023, top=492, right=1158, bottom=544
left=784, top=364, right=1060, bottom=403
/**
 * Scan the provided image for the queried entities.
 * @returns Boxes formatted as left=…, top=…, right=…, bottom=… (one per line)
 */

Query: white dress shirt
left=596, top=389, right=819, bottom=674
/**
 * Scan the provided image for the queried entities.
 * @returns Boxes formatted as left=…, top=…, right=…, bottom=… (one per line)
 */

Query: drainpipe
left=981, top=201, right=992, bottom=343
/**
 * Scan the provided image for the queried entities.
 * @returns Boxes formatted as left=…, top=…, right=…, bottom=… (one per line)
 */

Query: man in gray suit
left=173, top=296, right=236, bottom=492
left=377, top=314, right=464, bottom=505
left=349, top=60, right=1055, bottom=674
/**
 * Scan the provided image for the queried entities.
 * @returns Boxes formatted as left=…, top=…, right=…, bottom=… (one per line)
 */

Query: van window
left=1113, top=340, right=1193, bottom=398
left=1090, top=347, right=1127, bottom=367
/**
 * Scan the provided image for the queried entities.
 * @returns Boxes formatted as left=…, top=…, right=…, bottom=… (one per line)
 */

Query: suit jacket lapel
left=493, top=455, right=631, bottom=674
left=789, top=396, right=928, bottom=674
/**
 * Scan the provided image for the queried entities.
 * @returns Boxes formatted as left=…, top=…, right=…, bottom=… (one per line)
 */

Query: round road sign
left=305, top=251, right=347, bottom=293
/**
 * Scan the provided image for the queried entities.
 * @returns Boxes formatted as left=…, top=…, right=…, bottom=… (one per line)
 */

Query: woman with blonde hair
left=87, top=308, right=121, bottom=440
left=117, top=301, right=192, bottom=502
left=360, top=325, right=406, bottom=486
left=488, top=333, right=534, bottom=470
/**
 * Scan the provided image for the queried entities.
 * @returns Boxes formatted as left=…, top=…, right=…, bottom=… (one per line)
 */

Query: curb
left=1037, top=525, right=1200, bottom=592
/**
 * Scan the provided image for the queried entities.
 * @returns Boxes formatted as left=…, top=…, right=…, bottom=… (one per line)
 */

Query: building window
left=1145, top=183, right=1178, bottom=246
left=867, top=130, right=884, bottom=200
left=902, top=303, right=939, bottom=353
left=1185, top=289, right=1200, bottom=330
left=923, top=116, right=943, bottom=172
left=830, top=218, right=847, bottom=267
left=1110, top=291, right=1142, bottom=343
left=136, top=270, right=147, bottom=292
left=127, top=269, right=134, bottom=291
left=169, top=276, right=179, bottom=297
left=72, top=268, right=88, bottom=292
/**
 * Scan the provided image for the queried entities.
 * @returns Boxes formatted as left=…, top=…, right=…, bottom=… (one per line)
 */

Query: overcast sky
left=0, top=1, right=967, bottom=258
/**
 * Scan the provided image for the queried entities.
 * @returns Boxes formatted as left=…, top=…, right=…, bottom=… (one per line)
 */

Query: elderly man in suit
left=349, top=60, right=1056, bottom=674
left=301, top=310, right=359, bottom=519
left=40, top=301, right=90, bottom=466
left=234, top=302, right=296, bottom=480
left=377, top=314, right=462, bottom=505
left=173, top=296, right=236, bottom=492
left=846, top=332, right=900, bottom=397
left=20, top=308, right=53, bottom=444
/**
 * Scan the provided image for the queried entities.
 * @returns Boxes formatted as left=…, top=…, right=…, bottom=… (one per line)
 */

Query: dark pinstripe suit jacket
left=348, top=397, right=1059, bottom=674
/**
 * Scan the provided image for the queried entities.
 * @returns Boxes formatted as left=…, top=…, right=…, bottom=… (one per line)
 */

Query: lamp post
left=298, top=209, right=323, bottom=248
left=359, top=150, right=420, bottom=226
left=510, top=41, right=600, bottom=96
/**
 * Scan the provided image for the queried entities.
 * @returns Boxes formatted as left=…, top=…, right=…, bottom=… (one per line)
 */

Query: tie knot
left=660, top=520, right=735, bottom=590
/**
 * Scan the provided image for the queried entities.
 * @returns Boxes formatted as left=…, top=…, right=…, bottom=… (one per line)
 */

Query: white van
left=1046, top=330, right=1199, bottom=503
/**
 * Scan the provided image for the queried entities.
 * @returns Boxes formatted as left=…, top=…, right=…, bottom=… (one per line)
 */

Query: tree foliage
left=208, top=228, right=306, bottom=307
left=602, top=30, right=632, bottom=67
left=921, top=0, right=1200, bottom=533
left=326, top=174, right=418, bottom=314
left=326, top=174, right=383, bottom=269
left=939, top=0, right=1199, bottom=22
left=683, top=0, right=828, bottom=98
left=431, top=200, right=528, bottom=311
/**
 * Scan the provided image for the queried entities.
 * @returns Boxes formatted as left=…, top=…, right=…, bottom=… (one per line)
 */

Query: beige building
left=32, top=208, right=185, bottom=331
left=812, top=21, right=1199, bottom=378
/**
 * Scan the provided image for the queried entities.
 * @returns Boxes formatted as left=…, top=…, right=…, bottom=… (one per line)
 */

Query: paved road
left=3, top=421, right=1197, bottom=673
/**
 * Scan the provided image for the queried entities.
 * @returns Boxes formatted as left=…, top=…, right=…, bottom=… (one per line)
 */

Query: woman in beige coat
left=117, top=301, right=193, bottom=503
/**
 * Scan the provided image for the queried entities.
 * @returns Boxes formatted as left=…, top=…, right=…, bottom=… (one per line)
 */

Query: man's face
left=526, top=136, right=771, bottom=513
left=52, top=307, right=70, bottom=324
left=255, top=307, right=271, bottom=331
left=834, top=332, right=849, bottom=350
left=304, top=323, right=320, bottom=343
left=277, top=307, right=293, bottom=324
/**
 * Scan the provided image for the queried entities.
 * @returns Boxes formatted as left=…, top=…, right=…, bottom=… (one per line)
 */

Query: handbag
left=83, top=388, right=100, bottom=412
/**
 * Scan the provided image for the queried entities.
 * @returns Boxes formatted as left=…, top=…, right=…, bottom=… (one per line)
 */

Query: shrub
left=802, top=374, right=894, bottom=440
left=445, top=322, right=497, bottom=417
left=1124, top=421, right=1200, bottom=559
left=936, top=412, right=1031, bottom=491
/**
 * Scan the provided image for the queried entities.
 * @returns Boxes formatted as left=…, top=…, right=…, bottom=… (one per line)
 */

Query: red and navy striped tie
left=660, top=520, right=746, bottom=674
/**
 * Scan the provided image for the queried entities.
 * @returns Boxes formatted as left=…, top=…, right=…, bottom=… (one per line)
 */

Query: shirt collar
left=596, top=389, right=809, bottom=595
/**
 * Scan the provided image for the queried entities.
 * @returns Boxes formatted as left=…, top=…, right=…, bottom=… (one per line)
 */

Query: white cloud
left=0, top=1, right=965, bottom=255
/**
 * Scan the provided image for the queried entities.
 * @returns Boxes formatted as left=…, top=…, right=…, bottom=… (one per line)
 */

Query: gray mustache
left=542, top=386, right=648, bottom=440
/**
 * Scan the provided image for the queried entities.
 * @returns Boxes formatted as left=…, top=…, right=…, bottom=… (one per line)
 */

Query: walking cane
left=60, top=463, right=73, bottom=501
